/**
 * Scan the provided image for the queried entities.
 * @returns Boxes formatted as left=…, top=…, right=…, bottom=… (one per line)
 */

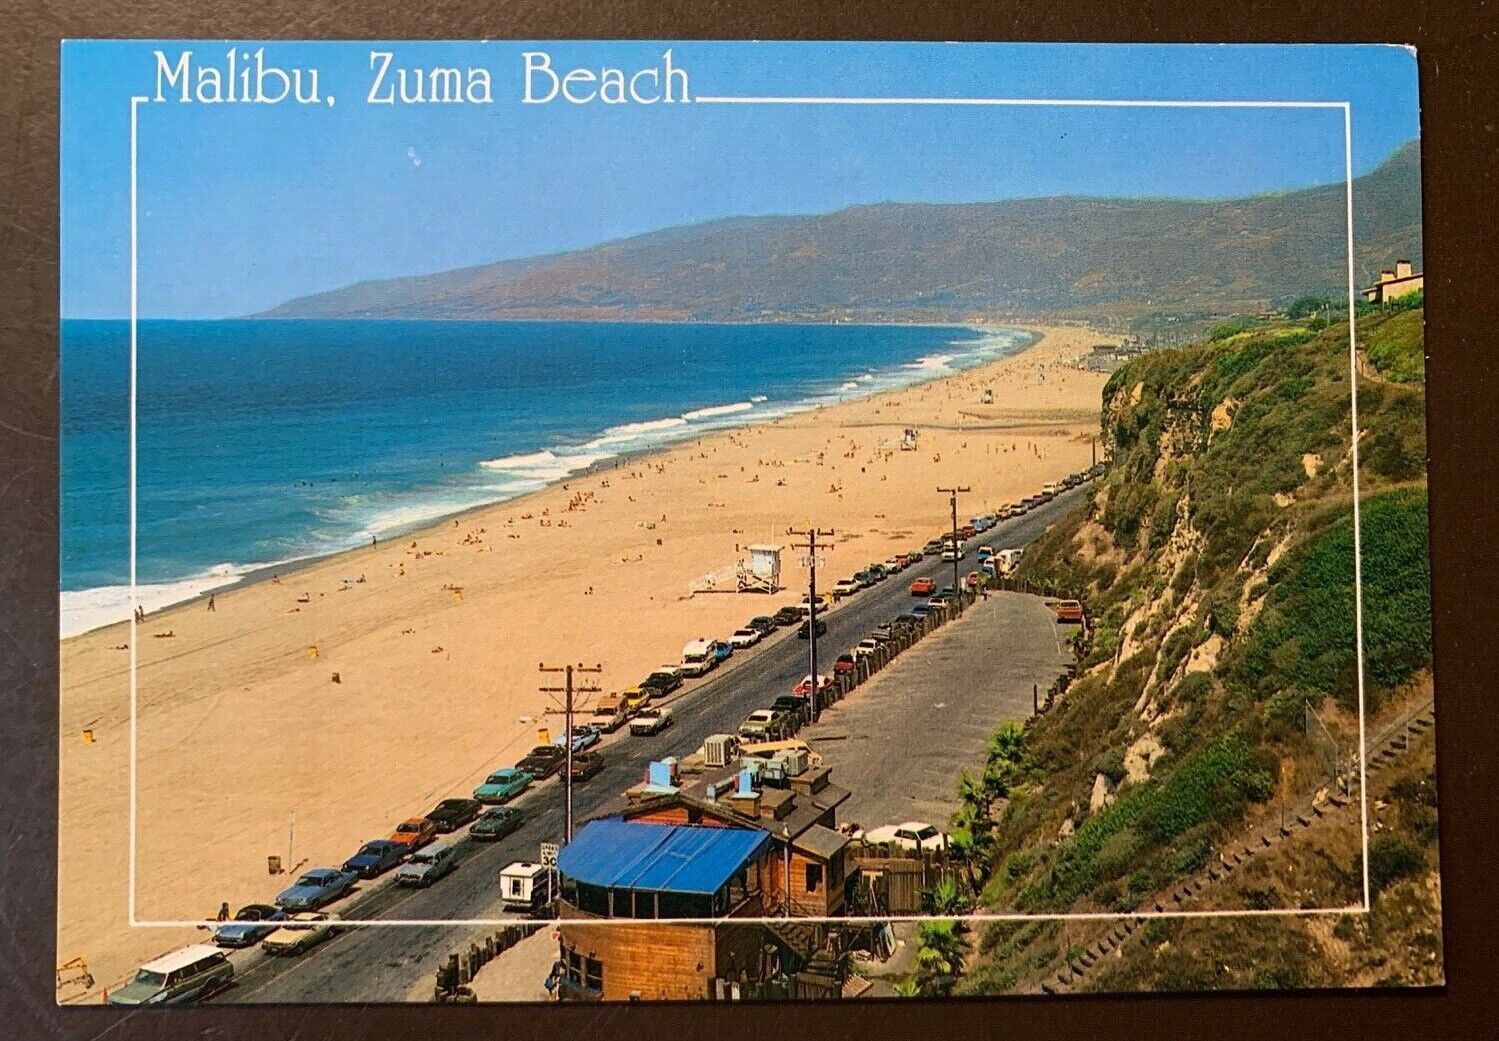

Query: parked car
left=832, top=653, right=857, bottom=676
left=680, top=638, right=717, bottom=677
left=474, top=767, right=535, bottom=803
left=798, top=593, right=832, bottom=614
left=797, top=617, right=828, bottom=639
left=107, top=945, right=233, bottom=1005
left=640, top=669, right=683, bottom=697
left=553, top=724, right=601, bottom=754
left=859, top=820, right=948, bottom=852
left=910, top=602, right=933, bottom=619
left=793, top=674, right=835, bottom=697
left=424, top=798, right=482, bottom=833
left=748, top=615, right=779, bottom=636
left=386, top=818, right=439, bottom=853
left=909, top=576, right=936, bottom=596
left=516, top=744, right=566, bottom=779
left=275, top=867, right=358, bottom=911
left=342, top=839, right=407, bottom=879
left=469, top=805, right=524, bottom=842
left=867, top=563, right=889, bottom=581
left=620, top=687, right=652, bottom=713
left=630, top=706, right=673, bottom=735
left=853, top=569, right=877, bottom=589
left=568, top=753, right=604, bottom=781
left=261, top=912, right=340, bottom=955
left=852, top=637, right=881, bottom=660
left=212, top=904, right=287, bottom=948
left=884, top=556, right=908, bottom=573
left=396, top=841, right=459, bottom=887
left=941, top=545, right=964, bottom=562
left=590, top=693, right=632, bottom=732
left=833, top=577, right=862, bottom=599
left=729, top=626, right=764, bottom=648
left=773, top=605, right=804, bottom=626
left=710, top=639, right=734, bottom=663
left=771, top=693, right=811, bottom=727
left=738, top=708, right=792, bottom=742
left=964, top=571, right=982, bottom=591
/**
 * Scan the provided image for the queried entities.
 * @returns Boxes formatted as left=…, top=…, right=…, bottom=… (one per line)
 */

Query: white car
left=859, top=821, right=947, bottom=852
left=852, top=638, right=881, bottom=659
left=729, top=627, right=764, bottom=648
left=884, top=556, right=908, bottom=573
left=630, top=706, right=674, bottom=736
left=832, top=578, right=862, bottom=599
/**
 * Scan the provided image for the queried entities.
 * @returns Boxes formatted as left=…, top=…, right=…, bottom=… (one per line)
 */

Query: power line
left=788, top=526, right=834, bottom=723
left=937, top=486, right=971, bottom=594
left=539, top=662, right=603, bottom=842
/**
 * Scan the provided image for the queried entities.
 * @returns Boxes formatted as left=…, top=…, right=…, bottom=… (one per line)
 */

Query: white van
left=680, top=638, right=716, bottom=677
left=996, top=548, right=1023, bottom=575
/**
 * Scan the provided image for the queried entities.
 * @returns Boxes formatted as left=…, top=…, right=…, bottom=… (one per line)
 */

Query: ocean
left=61, top=319, right=1032, bottom=636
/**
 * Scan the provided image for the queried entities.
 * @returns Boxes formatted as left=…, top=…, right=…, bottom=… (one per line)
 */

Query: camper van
left=996, top=548, right=1023, bottom=575
left=680, top=638, right=717, bottom=677
left=499, top=861, right=553, bottom=916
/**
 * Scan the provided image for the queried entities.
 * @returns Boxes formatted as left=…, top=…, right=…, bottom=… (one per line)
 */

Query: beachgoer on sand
left=216, top=902, right=230, bottom=922
left=207, top=595, right=215, bottom=612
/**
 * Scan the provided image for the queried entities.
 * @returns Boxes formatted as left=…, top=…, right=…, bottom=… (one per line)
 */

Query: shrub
left=1367, top=835, right=1425, bottom=893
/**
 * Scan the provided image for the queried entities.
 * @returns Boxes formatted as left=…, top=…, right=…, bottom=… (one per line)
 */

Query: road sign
left=540, top=842, right=559, bottom=867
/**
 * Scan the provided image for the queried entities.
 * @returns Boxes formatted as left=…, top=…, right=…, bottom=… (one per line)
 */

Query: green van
left=107, top=944, right=233, bottom=1005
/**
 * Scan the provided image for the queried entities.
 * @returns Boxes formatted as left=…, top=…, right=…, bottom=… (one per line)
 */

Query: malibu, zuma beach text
left=150, top=48, right=690, bottom=107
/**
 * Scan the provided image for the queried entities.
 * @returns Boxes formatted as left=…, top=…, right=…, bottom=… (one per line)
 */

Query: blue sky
left=61, top=41, right=1420, bottom=318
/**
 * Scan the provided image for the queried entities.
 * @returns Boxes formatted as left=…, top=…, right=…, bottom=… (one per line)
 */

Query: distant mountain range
left=262, top=140, right=1421, bottom=323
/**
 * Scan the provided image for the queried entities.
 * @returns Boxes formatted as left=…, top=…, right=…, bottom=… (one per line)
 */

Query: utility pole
left=789, top=526, right=834, bottom=723
left=540, top=662, right=603, bottom=842
left=938, top=486, right=970, bottom=596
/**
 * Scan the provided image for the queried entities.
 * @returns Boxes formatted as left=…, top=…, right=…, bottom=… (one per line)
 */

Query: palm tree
left=914, top=920, right=965, bottom=996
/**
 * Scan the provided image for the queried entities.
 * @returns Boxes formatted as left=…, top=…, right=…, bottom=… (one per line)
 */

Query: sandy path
left=56, top=323, right=1111, bottom=998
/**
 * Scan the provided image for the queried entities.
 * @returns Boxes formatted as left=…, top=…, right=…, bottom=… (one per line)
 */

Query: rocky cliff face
left=956, top=307, right=1437, bottom=993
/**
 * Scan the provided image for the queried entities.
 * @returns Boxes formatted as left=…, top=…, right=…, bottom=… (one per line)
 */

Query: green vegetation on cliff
left=958, top=305, right=1432, bottom=994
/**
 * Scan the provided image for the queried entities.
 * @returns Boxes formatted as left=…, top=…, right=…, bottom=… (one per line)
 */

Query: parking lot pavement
left=802, top=590, right=1072, bottom=829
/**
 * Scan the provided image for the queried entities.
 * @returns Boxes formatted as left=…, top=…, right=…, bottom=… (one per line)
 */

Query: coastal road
left=214, top=482, right=1091, bottom=1003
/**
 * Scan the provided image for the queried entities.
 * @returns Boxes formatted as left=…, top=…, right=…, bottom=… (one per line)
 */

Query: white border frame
left=124, top=90, right=1369, bottom=930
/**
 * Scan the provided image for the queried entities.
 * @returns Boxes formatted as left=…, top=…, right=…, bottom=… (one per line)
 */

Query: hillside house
left=1361, top=259, right=1424, bottom=305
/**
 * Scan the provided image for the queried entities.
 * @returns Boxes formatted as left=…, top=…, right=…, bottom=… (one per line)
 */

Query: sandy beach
left=57, top=323, right=1112, bottom=997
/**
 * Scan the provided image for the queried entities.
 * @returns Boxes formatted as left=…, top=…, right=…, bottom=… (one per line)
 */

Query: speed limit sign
left=540, top=842, right=559, bottom=867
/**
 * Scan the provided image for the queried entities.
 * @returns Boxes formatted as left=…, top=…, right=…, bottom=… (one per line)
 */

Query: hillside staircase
left=1038, top=698, right=1436, bottom=994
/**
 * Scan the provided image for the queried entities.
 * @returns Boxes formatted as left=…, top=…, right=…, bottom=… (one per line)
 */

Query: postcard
left=57, top=40, right=1434, bottom=1005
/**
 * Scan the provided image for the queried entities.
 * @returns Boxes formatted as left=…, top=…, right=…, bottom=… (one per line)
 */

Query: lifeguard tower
left=739, top=544, right=782, bottom=593
left=688, top=543, right=782, bottom=595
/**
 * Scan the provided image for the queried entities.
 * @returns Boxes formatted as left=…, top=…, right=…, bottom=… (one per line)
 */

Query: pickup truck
left=630, top=707, right=673, bottom=736
left=640, top=668, right=683, bottom=697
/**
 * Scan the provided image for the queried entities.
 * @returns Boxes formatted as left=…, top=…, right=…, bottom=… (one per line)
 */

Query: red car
left=387, top=817, right=437, bottom=852
left=832, top=653, right=857, bottom=676
left=794, top=674, right=835, bottom=697
left=910, top=577, right=937, bottom=597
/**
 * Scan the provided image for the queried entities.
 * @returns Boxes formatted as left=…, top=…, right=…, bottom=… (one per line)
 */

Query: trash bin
left=267, top=854, right=281, bottom=875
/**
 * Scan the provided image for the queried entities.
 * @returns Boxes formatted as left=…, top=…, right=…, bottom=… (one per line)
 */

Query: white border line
left=125, top=93, right=1370, bottom=929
